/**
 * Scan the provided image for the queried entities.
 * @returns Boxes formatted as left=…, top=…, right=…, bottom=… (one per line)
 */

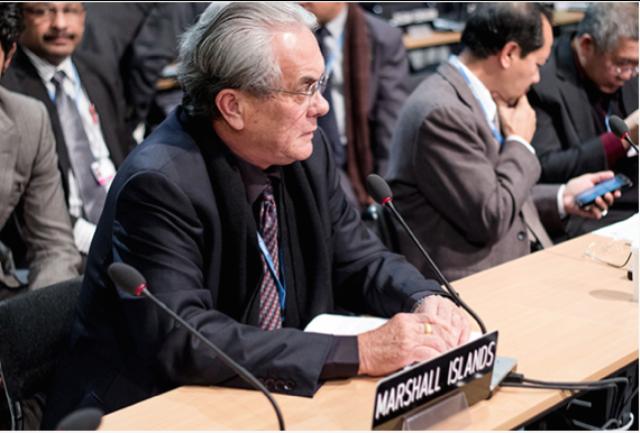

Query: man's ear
left=577, top=34, right=596, bottom=58
left=215, top=89, right=245, bottom=130
left=1, top=43, right=17, bottom=75
left=499, top=41, right=520, bottom=69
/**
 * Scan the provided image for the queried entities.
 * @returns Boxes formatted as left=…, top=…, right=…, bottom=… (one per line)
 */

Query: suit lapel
left=621, top=78, right=639, bottom=116
left=437, top=62, right=501, bottom=155
left=73, top=56, right=125, bottom=166
left=189, top=114, right=262, bottom=325
left=0, top=97, right=20, bottom=226
left=9, top=48, right=73, bottom=194
left=555, top=38, right=597, bottom=141
left=437, top=62, right=478, bottom=111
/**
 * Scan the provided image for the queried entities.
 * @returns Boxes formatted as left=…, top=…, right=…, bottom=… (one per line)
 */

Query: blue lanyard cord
left=451, top=60, right=504, bottom=145
left=256, top=232, right=286, bottom=319
left=604, top=104, right=613, bottom=133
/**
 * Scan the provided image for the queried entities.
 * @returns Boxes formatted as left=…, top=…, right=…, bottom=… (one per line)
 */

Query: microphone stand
left=140, top=286, right=286, bottom=430
left=384, top=200, right=487, bottom=334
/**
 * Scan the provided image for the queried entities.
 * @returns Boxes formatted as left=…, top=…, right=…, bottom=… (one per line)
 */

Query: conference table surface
left=402, top=10, right=585, bottom=50
left=100, top=232, right=637, bottom=430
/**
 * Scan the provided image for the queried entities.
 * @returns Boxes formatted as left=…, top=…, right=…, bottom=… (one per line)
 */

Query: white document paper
left=594, top=213, right=638, bottom=243
left=304, top=314, right=387, bottom=335
left=304, top=313, right=482, bottom=342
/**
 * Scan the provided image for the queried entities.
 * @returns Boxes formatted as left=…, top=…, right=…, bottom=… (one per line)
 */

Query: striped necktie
left=51, top=70, right=106, bottom=224
left=257, top=180, right=282, bottom=330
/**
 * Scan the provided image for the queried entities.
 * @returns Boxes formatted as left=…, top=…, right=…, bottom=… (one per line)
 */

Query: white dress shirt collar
left=22, top=47, right=77, bottom=89
left=448, top=54, right=497, bottom=128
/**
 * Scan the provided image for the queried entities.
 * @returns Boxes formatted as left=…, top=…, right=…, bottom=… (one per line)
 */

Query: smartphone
left=574, top=173, right=633, bottom=208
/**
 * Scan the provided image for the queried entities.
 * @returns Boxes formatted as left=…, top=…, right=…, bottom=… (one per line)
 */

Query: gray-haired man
left=42, top=2, right=469, bottom=427
left=529, top=2, right=638, bottom=236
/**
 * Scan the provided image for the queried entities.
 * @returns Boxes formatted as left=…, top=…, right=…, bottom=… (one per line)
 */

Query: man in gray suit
left=0, top=4, right=80, bottom=298
left=386, top=3, right=618, bottom=281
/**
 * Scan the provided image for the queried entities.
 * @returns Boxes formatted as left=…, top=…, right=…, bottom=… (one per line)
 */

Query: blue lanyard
left=450, top=60, right=505, bottom=146
left=256, top=232, right=286, bottom=319
left=604, top=104, right=613, bottom=133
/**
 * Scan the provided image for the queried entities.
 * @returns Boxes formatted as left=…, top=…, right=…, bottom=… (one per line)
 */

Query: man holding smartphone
left=529, top=3, right=638, bottom=236
left=385, top=3, right=619, bottom=282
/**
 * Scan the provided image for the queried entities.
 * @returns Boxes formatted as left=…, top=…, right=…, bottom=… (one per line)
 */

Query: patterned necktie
left=51, top=70, right=107, bottom=224
left=257, top=180, right=282, bottom=330
left=315, top=26, right=346, bottom=167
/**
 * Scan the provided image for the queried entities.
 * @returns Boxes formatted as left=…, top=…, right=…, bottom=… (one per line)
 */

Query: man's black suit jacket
left=1, top=47, right=132, bottom=199
left=529, top=34, right=638, bottom=233
left=41, top=108, right=443, bottom=428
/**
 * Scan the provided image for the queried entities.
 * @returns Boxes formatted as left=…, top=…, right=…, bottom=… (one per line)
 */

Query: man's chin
left=599, top=83, right=622, bottom=94
left=292, top=142, right=314, bottom=162
left=42, top=46, right=75, bottom=63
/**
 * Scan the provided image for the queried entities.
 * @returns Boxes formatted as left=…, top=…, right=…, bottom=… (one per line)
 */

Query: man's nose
left=310, top=90, right=330, bottom=117
left=51, top=9, right=68, bottom=29
left=531, top=69, right=541, bottom=85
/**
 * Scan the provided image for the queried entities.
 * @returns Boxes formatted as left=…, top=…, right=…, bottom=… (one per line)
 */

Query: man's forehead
left=273, top=27, right=324, bottom=82
left=613, top=38, right=639, bottom=59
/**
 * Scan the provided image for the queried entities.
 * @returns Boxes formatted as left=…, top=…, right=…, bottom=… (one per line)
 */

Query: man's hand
left=625, top=109, right=639, bottom=146
left=357, top=296, right=470, bottom=377
left=563, top=171, right=620, bottom=219
left=494, top=94, right=536, bottom=143
left=413, top=295, right=470, bottom=346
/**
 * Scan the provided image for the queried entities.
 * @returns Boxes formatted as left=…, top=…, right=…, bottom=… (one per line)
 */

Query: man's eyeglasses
left=267, top=74, right=328, bottom=105
left=609, top=60, right=639, bottom=77
left=23, top=5, right=85, bottom=22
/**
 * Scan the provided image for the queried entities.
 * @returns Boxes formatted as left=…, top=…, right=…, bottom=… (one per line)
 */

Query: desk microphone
left=609, top=115, right=639, bottom=153
left=366, top=174, right=486, bottom=334
left=56, top=407, right=104, bottom=430
left=107, top=263, right=286, bottom=431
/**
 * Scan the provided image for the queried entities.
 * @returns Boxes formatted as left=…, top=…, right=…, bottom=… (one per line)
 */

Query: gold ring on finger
left=423, top=322, right=433, bottom=335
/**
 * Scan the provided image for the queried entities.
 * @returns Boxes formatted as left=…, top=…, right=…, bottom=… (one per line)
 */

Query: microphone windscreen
left=366, top=174, right=393, bottom=204
left=107, top=262, right=146, bottom=295
left=609, top=115, right=630, bottom=138
left=56, top=407, right=104, bottom=431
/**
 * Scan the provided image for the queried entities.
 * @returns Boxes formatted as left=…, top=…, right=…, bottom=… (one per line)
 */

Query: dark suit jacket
left=529, top=34, right=638, bottom=233
left=81, top=3, right=207, bottom=132
left=41, top=108, right=444, bottom=427
left=363, top=12, right=410, bottom=176
left=386, top=63, right=558, bottom=281
left=1, top=47, right=131, bottom=199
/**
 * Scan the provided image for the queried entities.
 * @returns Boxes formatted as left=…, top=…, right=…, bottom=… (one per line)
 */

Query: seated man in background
left=42, top=3, right=469, bottom=427
left=386, top=3, right=618, bottom=282
left=0, top=3, right=80, bottom=300
left=1, top=2, right=133, bottom=258
left=529, top=3, right=638, bottom=237
left=300, top=2, right=410, bottom=209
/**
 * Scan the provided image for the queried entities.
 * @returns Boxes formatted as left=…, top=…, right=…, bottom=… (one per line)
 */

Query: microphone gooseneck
left=609, top=115, right=639, bottom=153
left=108, top=263, right=286, bottom=431
left=366, top=174, right=487, bottom=334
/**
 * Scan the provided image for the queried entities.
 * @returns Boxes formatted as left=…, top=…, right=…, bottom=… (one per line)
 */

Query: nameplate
left=371, top=331, right=498, bottom=428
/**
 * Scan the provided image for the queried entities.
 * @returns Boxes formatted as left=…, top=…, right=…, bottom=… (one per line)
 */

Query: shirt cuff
left=73, top=218, right=96, bottom=254
left=600, top=132, right=626, bottom=168
left=557, top=183, right=567, bottom=219
left=505, top=135, right=536, bottom=154
left=320, top=336, right=359, bottom=380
